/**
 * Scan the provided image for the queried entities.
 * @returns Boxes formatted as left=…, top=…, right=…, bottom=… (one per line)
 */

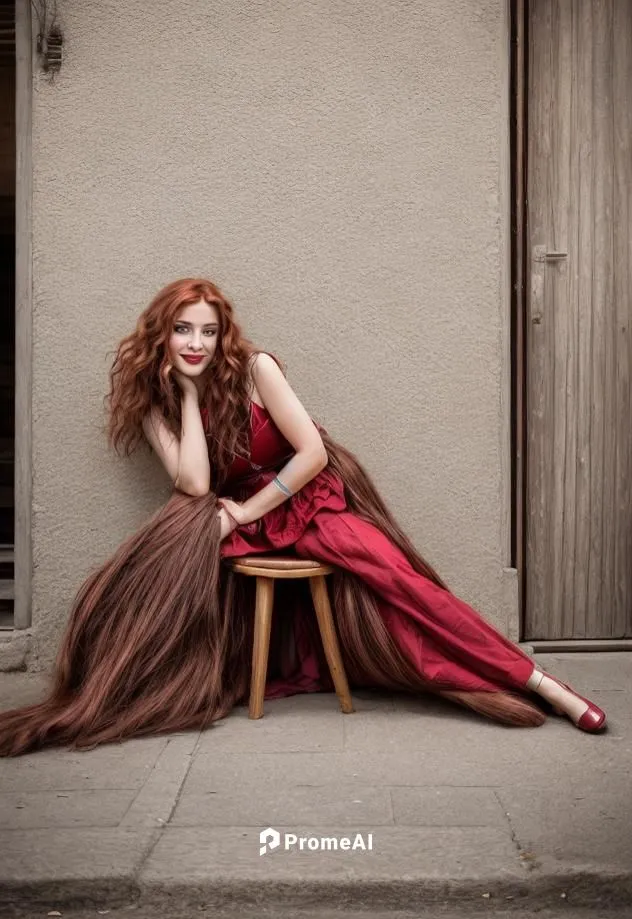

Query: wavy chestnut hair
left=105, top=278, right=274, bottom=487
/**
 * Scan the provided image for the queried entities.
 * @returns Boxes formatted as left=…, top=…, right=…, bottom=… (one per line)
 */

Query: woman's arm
left=175, top=387, right=211, bottom=496
left=142, top=378, right=210, bottom=496
left=142, top=403, right=236, bottom=536
left=142, top=407, right=181, bottom=483
left=222, top=353, right=328, bottom=524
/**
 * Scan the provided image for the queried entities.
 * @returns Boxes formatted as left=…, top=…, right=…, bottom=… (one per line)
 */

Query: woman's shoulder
left=248, top=351, right=286, bottom=383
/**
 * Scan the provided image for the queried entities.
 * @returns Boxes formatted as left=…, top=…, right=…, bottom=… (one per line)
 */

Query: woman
left=0, top=278, right=606, bottom=755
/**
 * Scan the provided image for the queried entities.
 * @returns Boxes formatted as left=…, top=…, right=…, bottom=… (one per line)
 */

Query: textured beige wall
left=27, top=0, right=515, bottom=668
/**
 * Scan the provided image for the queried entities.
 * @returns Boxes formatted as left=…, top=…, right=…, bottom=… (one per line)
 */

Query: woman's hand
left=217, top=507, right=239, bottom=540
left=217, top=497, right=253, bottom=527
left=170, top=368, right=199, bottom=398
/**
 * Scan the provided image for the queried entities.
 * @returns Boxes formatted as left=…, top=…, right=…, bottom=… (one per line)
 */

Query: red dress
left=208, top=402, right=534, bottom=701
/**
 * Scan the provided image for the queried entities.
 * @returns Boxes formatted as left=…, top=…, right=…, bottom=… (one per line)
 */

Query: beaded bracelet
left=272, top=476, right=293, bottom=497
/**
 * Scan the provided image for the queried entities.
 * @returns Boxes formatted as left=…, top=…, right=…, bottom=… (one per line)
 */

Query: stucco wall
left=27, top=0, right=515, bottom=669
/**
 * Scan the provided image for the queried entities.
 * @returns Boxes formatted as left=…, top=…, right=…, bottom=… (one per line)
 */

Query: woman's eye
left=173, top=326, right=215, bottom=335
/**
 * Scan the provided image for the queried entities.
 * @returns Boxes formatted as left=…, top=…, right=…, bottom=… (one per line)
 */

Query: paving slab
left=0, top=827, right=158, bottom=907
left=0, top=788, right=136, bottom=830
left=389, top=786, right=506, bottom=827
left=195, top=694, right=349, bottom=754
left=0, top=735, right=168, bottom=793
left=171, top=784, right=394, bottom=827
left=495, top=783, right=632, bottom=869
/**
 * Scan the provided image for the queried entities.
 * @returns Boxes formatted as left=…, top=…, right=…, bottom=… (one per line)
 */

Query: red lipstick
left=181, top=355, right=204, bottom=364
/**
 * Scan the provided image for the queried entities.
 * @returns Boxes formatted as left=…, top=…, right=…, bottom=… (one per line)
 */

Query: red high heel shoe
left=541, top=672, right=607, bottom=733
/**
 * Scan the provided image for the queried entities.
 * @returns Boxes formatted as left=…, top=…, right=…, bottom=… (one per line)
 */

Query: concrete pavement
left=0, top=653, right=630, bottom=916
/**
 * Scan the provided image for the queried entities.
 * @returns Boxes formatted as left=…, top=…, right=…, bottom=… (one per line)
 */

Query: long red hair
left=105, top=278, right=274, bottom=486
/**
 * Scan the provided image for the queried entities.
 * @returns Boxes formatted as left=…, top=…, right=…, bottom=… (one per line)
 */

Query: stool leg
left=309, top=575, right=355, bottom=714
left=249, top=577, right=275, bottom=719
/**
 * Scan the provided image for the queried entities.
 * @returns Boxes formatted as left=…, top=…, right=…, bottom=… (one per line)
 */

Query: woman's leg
left=295, top=510, right=534, bottom=693
left=295, top=510, right=606, bottom=729
left=526, top=668, right=605, bottom=729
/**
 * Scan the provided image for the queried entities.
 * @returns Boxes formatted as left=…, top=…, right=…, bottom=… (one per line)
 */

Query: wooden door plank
left=572, top=0, right=594, bottom=640
left=559, top=0, right=579, bottom=638
left=549, top=0, right=572, bottom=637
left=525, top=0, right=551, bottom=638
left=594, top=0, right=612, bottom=637
left=586, top=0, right=614, bottom=637
left=513, top=0, right=527, bottom=619
left=613, top=0, right=632, bottom=637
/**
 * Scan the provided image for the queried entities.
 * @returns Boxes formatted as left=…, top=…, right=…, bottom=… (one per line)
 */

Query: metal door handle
left=533, top=246, right=568, bottom=262
left=530, top=245, right=567, bottom=327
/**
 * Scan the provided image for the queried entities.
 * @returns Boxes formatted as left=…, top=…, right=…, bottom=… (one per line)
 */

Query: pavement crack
left=117, top=737, right=171, bottom=825
left=163, top=733, right=203, bottom=822
left=387, top=788, right=396, bottom=825
left=492, top=789, right=540, bottom=872
left=133, top=731, right=203, bottom=879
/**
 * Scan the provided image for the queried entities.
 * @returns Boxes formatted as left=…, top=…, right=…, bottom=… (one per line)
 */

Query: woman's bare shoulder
left=248, top=351, right=286, bottom=383
left=247, top=352, right=280, bottom=406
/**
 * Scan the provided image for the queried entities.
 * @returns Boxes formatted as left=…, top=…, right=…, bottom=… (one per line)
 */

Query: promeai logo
left=259, top=827, right=374, bottom=856
left=259, top=827, right=281, bottom=856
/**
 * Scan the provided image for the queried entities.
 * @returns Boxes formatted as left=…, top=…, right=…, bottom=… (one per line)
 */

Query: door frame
left=14, top=0, right=33, bottom=629
left=510, top=0, right=527, bottom=639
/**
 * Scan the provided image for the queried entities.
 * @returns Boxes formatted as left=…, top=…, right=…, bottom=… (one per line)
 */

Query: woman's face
left=168, top=298, right=220, bottom=378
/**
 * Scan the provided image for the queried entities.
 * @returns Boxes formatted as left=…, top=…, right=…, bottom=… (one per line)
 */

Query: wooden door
left=525, top=0, right=632, bottom=640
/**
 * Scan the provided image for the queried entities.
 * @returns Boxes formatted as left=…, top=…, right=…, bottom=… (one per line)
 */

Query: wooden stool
left=227, top=556, right=355, bottom=719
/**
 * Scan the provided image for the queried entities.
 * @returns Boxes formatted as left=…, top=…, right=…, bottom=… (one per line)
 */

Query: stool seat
left=225, top=554, right=354, bottom=719
left=229, top=555, right=333, bottom=579
left=232, top=556, right=323, bottom=570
